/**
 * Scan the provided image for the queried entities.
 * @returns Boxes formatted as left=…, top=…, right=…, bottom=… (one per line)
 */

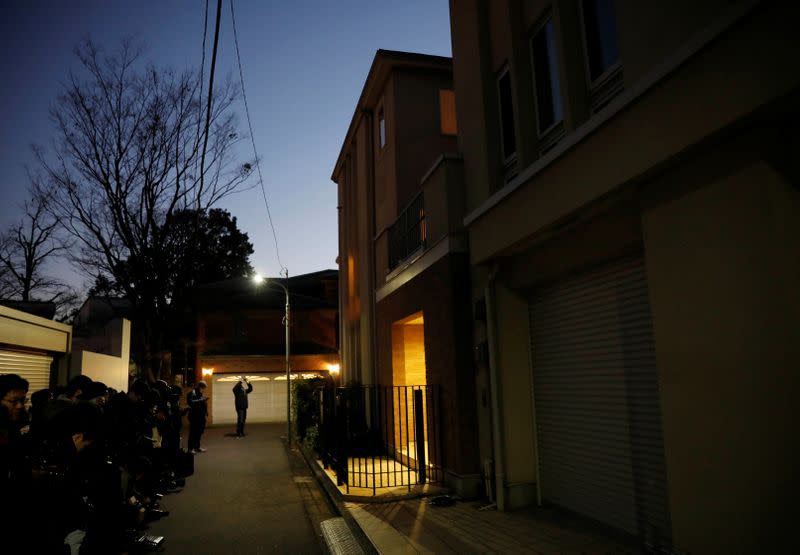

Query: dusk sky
left=0, top=0, right=452, bottom=289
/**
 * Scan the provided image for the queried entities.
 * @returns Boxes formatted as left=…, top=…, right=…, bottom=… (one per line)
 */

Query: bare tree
left=36, top=40, right=254, bottom=379
left=0, top=188, right=77, bottom=317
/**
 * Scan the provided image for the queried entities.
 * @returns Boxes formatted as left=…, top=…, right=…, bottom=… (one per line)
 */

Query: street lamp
left=253, top=272, right=291, bottom=443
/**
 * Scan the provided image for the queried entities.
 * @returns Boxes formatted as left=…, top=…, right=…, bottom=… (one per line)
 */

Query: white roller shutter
left=211, top=374, right=287, bottom=424
left=529, top=257, right=671, bottom=546
left=0, top=350, right=52, bottom=394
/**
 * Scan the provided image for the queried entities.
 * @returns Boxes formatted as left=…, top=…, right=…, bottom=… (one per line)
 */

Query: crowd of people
left=0, top=372, right=200, bottom=554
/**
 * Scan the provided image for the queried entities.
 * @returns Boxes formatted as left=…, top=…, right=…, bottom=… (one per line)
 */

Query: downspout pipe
left=485, top=261, right=506, bottom=510
left=363, top=108, right=379, bottom=387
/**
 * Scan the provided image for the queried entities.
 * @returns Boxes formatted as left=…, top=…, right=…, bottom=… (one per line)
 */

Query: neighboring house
left=0, top=302, right=131, bottom=393
left=331, top=50, right=481, bottom=496
left=194, top=270, right=340, bottom=425
left=449, top=1, right=798, bottom=553
left=72, top=296, right=136, bottom=391
left=0, top=303, right=71, bottom=392
left=72, top=296, right=133, bottom=355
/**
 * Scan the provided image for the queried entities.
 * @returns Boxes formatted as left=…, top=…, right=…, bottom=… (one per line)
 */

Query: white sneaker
left=189, top=449, right=198, bottom=454
left=197, top=447, right=208, bottom=452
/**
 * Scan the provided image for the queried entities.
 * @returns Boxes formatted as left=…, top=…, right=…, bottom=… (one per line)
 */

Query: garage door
left=529, top=257, right=671, bottom=544
left=0, top=350, right=52, bottom=394
left=211, top=374, right=288, bottom=424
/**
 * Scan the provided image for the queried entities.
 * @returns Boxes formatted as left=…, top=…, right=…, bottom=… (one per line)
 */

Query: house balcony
left=376, top=154, right=466, bottom=295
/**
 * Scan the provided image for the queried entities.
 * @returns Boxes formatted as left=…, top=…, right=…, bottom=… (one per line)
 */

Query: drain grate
left=320, top=517, right=364, bottom=555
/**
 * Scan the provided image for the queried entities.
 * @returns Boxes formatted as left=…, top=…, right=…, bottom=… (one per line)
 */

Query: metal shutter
left=529, top=257, right=671, bottom=545
left=0, top=350, right=52, bottom=394
left=211, top=374, right=287, bottom=424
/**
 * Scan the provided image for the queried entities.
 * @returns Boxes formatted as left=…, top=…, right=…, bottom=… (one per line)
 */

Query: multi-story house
left=332, top=50, right=481, bottom=496
left=194, top=270, right=339, bottom=425
left=449, top=0, right=798, bottom=552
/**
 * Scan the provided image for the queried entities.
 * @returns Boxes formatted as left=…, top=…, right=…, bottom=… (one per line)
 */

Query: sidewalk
left=300, top=446, right=640, bottom=554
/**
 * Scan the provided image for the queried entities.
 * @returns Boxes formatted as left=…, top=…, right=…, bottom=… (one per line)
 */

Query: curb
left=296, top=442, right=380, bottom=555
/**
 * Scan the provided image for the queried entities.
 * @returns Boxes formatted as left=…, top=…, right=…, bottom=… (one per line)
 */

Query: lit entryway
left=391, top=312, right=428, bottom=467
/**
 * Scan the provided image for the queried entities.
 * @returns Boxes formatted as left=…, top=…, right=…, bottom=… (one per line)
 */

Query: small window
left=582, top=0, right=620, bottom=82
left=439, top=89, right=457, bottom=135
left=497, top=69, right=517, bottom=160
left=378, top=107, right=386, bottom=148
left=531, top=17, right=563, bottom=133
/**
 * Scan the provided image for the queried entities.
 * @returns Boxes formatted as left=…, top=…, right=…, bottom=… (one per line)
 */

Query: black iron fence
left=317, top=384, right=442, bottom=494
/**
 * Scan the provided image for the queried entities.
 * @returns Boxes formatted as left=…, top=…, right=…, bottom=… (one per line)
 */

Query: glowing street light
left=253, top=271, right=292, bottom=442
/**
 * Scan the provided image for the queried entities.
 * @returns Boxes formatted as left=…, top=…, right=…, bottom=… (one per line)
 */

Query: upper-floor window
left=531, top=17, right=563, bottom=133
left=378, top=107, right=386, bottom=148
left=582, top=0, right=620, bottom=82
left=497, top=68, right=517, bottom=161
left=439, top=89, right=458, bottom=135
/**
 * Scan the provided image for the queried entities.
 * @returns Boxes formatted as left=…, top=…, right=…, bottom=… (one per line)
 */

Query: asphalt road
left=146, top=423, right=326, bottom=554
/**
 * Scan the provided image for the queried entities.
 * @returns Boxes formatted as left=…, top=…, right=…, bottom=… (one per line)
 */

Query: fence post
left=413, top=388, right=427, bottom=484
left=335, top=389, right=348, bottom=487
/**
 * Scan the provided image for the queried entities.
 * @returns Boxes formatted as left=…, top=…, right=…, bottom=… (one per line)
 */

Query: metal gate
left=529, top=257, right=671, bottom=548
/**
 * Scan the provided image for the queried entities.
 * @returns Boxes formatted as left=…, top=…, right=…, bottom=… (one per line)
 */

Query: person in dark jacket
left=186, top=381, right=208, bottom=453
left=232, top=377, right=253, bottom=438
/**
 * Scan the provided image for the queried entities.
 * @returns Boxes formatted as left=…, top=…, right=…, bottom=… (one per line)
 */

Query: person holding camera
left=186, top=381, right=208, bottom=453
left=232, top=377, right=253, bottom=438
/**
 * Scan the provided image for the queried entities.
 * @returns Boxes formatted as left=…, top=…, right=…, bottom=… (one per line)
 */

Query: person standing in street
left=232, top=377, right=253, bottom=438
left=186, top=381, right=208, bottom=453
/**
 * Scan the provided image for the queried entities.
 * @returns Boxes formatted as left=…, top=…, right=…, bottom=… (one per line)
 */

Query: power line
left=229, top=0, right=285, bottom=274
left=199, top=0, right=222, bottom=206
left=197, top=0, right=209, bottom=145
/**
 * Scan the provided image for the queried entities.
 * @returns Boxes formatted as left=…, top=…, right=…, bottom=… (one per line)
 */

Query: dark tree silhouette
left=35, top=40, right=255, bottom=379
left=0, top=188, right=78, bottom=319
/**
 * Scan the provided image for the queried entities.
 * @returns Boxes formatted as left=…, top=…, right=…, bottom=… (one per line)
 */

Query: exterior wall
left=375, top=253, right=479, bottom=481
left=449, top=0, right=502, bottom=210
left=335, top=116, right=375, bottom=385
left=466, top=3, right=800, bottom=265
left=641, top=161, right=799, bottom=553
left=374, top=74, right=399, bottom=236
left=0, top=305, right=71, bottom=354
left=393, top=69, right=459, bottom=210
left=491, top=279, right=537, bottom=507
left=198, top=308, right=337, bottom=354
left=73, top=318, right=131, bottom=393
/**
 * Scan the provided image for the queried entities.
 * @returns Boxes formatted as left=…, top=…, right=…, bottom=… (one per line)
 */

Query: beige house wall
left=73, top=318, right=131, bottom=393
left=641, top=162, right=799, bottom=553
left=493, top=281, right=537, bottom=507
left=0, top=305, right=71, bottom=354
left=466, top=3, right=800, bottom=265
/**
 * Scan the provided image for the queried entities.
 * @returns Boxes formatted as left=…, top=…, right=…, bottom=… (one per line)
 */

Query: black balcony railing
left=317, top=384, right=442, bottom=494
left=388, top=192, right=426, bottom=271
